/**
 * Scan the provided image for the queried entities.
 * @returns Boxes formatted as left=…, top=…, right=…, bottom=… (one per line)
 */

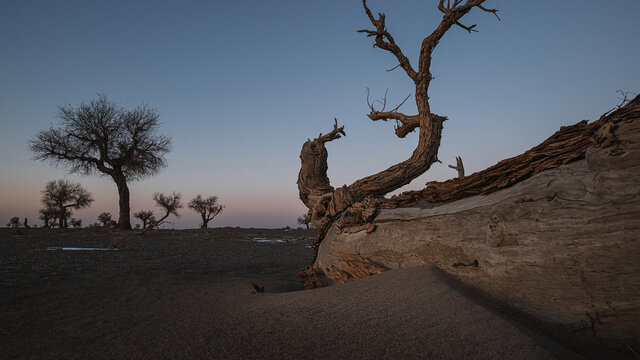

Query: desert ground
left=0, top=227, right=608, bottom=359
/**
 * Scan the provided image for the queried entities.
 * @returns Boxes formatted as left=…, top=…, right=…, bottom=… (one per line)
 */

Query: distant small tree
left=187, top=195, right=224, bottom=228
left=41, top=179, right=93, bottom=229
left=7, top=217, right=20, bottom=228
left=70, top=218, right=82, bottom=228
left=297, top=213, right=312, bottom=229
left=140, top=192, right=182, bottom=234
left=30, top=95, right=172, bottom=230
left=23, top=218, right=30, bottom=229
left=39, top=207, right=58, bottom=228
left=134, top=210, right=155, bottom=229
left=97, top=212, right=112, bottom=227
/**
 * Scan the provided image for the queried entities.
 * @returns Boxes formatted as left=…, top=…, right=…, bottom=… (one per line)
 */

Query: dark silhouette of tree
left=70, top=218, right=82, bottom=228
left=23, top=218, right=30, bottom=229
left=297, top=213, right=312, bottom=229
left=30, top=95, right=172, bottom=230
left=97, top=212, right=112, bottom=227
left=41, top=179, right=93, bottom=229
left=298, top=0, right=499, bottom=233
left=187, top=195, right=224, bottom=228
left=134, top=210, right=155, bottom=230
left=39, top=207, right=58, bottom=228
left=7, top=217, right=20, bottom=228
left=140, top=192, right=182, bottom=234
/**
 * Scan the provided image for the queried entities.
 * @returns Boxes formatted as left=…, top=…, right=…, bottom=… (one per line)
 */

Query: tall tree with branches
left=188, top=195, right=224, bottom=228
left=298, top=0, right=499, bottom=234
left=30, top=95, right=172, bottom=229
left=41, top=179, right=93, bottom=229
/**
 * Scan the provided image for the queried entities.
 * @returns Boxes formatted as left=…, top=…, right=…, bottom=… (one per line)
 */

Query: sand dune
left=0, top=228, right=592, bottom=359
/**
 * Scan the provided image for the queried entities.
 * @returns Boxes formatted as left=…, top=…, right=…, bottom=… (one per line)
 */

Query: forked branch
left=357, top=1, right=417, bottom=81
left=448, top=155, right=465, bottom=178
left=315, top=118, right=345, bottom=144
left=366, top=88, right=411, bottom=114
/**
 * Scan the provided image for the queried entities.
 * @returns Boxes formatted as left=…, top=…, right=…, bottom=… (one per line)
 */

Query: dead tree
left=7, top=217, right=20, bottom=228
left=187, top=194, right=224, bottom=228
left=448, top=156, right=465, bottom=178
left=97, top=212, right=113, bottom=227
left=41, top=179, right=93, bottom=229
left=133, top=210, right=155, bottom=229
left=39, top=207, right=58, bottom=228
left=70, top=218, right=82, bottom=228
left=30, top=95, right=172, bottom=230
left=298, top=1, right=499, bottom=235
left=140, top=192, right=182, bottom=235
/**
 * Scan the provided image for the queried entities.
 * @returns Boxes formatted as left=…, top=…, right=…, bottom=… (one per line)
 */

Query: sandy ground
left=0, top=228, right=595, bottom=359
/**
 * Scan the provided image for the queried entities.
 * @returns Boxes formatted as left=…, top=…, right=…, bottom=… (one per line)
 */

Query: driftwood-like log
left=386, top=95, right=639, bottom=207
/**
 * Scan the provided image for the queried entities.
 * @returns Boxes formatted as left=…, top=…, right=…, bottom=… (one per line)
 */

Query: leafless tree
left=97, top=212, right=113, bottom=227
left=70, top=218, right=82, bottom=228
left=187, top=195, right=224, bottom=228
left=30, top=95, right=172, bottom=229
left=298, top=0, right=499, bottom=235
left=297, top=213, right=312, bottom=229
left=41, top=179, right=93, bottom=229
left=133, top=210, right=155, bottom=230
left=39, top=207, right=58, bottom=228
left=7, top=217, right=20, bottom=228
left=140, top=192, right=183, bottom=234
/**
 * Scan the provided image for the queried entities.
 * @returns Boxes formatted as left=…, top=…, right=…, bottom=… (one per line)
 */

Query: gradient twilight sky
left=1, top=0, right=638, bottom=229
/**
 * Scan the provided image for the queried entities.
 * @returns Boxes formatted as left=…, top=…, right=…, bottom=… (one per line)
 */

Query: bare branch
left=455, top=21, right=478, bottom=33
left=366, top=88, right=390, bottom=113
left=358, top=0, right=417, bottom=81
left=603, top=89, right=639, bottom=116
left=316, top=118, right=345, bottom=144
left=386, top=64, right=401, bottom=72
left=448, top=155, right=465, bottom=178
left=368, top=112, right=447, bottom=139
left=478, top=4, right=500, bottom=20
left=390, top=93, right=411, bottom=113
left=366, top=88, right=409, bottom=114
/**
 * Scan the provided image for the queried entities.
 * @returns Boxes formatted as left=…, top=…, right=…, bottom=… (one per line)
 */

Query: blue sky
left=1, top=0, right=639, bottom=228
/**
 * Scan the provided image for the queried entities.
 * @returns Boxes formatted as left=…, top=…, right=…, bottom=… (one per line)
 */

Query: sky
left=1, top=0, right=639, bottom=229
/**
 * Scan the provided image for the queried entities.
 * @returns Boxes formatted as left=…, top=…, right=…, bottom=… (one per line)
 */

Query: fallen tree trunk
left=303, top=96, right=640, bottom=356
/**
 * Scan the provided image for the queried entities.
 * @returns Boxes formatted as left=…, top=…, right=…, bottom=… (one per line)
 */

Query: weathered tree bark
left=306, top=96, right=640, bottom=357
